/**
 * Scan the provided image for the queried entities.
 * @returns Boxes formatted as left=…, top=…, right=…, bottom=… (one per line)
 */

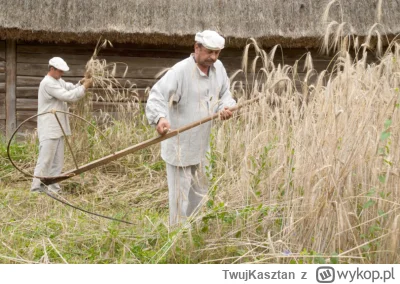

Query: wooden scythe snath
left=7, top=96, right=261, bottom=185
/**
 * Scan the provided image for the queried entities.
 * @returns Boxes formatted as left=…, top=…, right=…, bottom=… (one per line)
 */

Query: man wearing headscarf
left=146, top=30, right=236, bottom=226
left=30, top=57, right=93, bottom=193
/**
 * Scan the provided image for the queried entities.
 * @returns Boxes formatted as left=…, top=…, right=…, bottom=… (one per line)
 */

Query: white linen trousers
left=166, top=161, right=209, bottom=226
left=31, top=137, right=64, bottom=192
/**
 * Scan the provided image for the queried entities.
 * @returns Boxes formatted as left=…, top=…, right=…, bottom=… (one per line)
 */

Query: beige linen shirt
left=37, top=75, right=85, bottom=142
left=146, top=55, right=236, bottom=167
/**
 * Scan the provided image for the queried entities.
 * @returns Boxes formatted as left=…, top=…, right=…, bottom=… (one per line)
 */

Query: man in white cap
left=30, top=57, right=93, bottom=193
left=146, top=30, right=236, bottom=226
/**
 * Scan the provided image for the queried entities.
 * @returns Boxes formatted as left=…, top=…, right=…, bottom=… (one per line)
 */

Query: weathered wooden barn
left=1, top=0, right=399, bottom=138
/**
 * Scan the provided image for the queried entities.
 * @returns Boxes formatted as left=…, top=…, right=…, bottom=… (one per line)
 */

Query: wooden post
left=5, top=39, right=16, bottom=140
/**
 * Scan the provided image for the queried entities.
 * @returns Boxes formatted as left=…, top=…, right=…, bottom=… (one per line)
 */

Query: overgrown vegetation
left=1, top=21, right=400, bottom=263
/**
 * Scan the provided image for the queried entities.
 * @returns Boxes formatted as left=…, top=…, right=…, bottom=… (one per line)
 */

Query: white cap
left=195, top=30, right=225, bottom=50
left=49, top=57, right=69, bottom=71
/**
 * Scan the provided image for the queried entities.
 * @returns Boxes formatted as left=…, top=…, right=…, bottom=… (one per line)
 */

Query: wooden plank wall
left=0, top=41, right=5, bottom=135
left=16, top=42, right=193, bottom=132
left=11, top=41, right=331, bottom=134
left=6, top=40, right=16, bottom=139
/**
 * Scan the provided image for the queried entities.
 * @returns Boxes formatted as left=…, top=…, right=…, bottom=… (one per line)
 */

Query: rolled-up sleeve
left=146, top=69, right=178, bottom=126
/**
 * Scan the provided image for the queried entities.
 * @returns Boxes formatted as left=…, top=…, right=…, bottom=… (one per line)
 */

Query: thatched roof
left=0, top=0, right=399, bottom=48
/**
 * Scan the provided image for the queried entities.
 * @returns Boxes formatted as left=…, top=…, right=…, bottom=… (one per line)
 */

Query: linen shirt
left=146, top=55, right=236, bottom=167
left=37, top=75, right=85, bottom=142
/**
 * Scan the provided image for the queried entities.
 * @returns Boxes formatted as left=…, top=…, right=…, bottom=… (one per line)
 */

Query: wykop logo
left=316, top=266, right=335, bottom=283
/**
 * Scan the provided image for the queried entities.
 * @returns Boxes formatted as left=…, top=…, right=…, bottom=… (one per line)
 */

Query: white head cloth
left=195, top=30, right=225, bottom=50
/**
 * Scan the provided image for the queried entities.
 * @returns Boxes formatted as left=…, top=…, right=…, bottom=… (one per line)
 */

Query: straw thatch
left=0, top=0, right=399, bottom=47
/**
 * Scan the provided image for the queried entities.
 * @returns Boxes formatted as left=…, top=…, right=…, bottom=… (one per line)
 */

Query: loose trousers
left=31, top=137, right=64, bottom=192
left=166, top=162, right=209, bottom=226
